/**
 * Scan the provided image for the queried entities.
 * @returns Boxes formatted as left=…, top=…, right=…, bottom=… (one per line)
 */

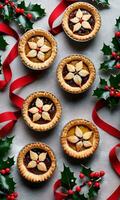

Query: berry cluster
left=104, top=85, right=120, bottom=97
left=0, top=168, right=10, bottom=175
left=6, top=192, right=18, bottom=200
left=0, top=0, right=32, bottom=20
left=67, top=170, right=105, bottom=196
left=111, top=52, right=120, bottom=69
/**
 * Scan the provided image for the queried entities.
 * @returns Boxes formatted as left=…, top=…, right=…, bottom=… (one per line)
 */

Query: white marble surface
left=0, top=0, right=120, bottom=199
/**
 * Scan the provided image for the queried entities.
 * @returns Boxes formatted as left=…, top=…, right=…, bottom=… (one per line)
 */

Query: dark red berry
left=100, top=171, right=105, bottom=177
left=111, top=52, right=117, bottom=58
left=20, top=8, right=24, bottom=14
left=7, top=195, right=11, bottom=200
left=116, top=55, right=120, bottom=60
left=110, top=90, right=115, bottom=97
left=116, top=92, right=120, bottom=98
left=104, top=85, right=109, bottom=91
left=0, top=4, right=4, bottom=9
left=115, top=63, right=120, bottom=69
left=94, top=182, right=100, bottom=188
left=75, top=186, right=81, bottom=192
left=94, top=172, right=100, bottom=178
left=26, top=13, right=32, bottom=20
left=5, top=0, right=9, bottom=4
left=10, top=196, right=15, bottom=200
left=110, top=87, right=115, bottom=91
left=1, top=169, right=6, bottom=175
left=68, top=190, right=74, bottom=195
left=88, top=181, right=92, bottom=187
left=13, top=192, right=18, bottom=198
left=90, top=172, right=95, bottom=178
left=10, top=2, right=15, bottom=7
left=115, top=32, right=120, bottom=37
left=79, top=173, right=85, bottom=179
left=15, top=8, right=21, bottom=13
left=5, top=168, right=10, bottom=174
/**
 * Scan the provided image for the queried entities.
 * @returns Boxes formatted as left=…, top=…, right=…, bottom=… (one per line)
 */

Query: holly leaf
left=61, top=165, right=76, bottom=190
left=2, top=5, right=13, bottom=21
left=25, top=3, right=46, bottom=20
left=101, top=44, right=112, bottom=55
left=0, top=56, right=2, bottom=74
left=109, top=74, right=120, bottom=89
left=94, top=0, right=109, bottom=6
left=15, top=15, right=33, bottom=32
left=80, top=165, right=93, bottom=177
left=112, top=37, right=120, bottom=52
left=107, top=97, right=119, bottom=109
left=0, top=174, right=15, bottom=195
left=100, top=60, right=116, bottom=71
left=0, top=157, right=14, bottom=170
left=115, top=17, right=120, bottom=31
left=0, top=36, right=8, bottom=51
left=72, top=193, right=87, bottom=200
left=88, top=186, right=100, bottom=199
left=0, top=137, right=13, bottom=158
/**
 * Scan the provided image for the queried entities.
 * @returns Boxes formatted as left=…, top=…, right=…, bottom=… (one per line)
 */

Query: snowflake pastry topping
left=70, top=9, right=92, bottom=32
left=67, top=126, right=93, bottom=151
left=64, top=61, right=89, bottom=86
left=27, top=150, right=47, bottom=172
left=29, top=98, right=52, bottom=122
left=27, top=37, right=51, bottom=62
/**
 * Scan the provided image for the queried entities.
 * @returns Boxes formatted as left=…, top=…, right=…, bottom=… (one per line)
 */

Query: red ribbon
left=49, top=0, right=77, bottom=35
left=54, top=179, right=68, bottom=200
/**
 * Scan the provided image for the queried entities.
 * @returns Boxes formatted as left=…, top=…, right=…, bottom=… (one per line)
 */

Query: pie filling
left=25, top=36, right=52, bottom=63
left=68, top=9, right=95, bottom=36
left=24, top=148, right=51, bottom=175
left=62, top=60, right=89, bottom=87
left=28, top=97, right=56, bottom=124
left=67, top=125, right=93, bottom=152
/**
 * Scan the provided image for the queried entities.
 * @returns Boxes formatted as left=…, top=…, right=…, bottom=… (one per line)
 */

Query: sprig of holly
left=0, top=0, right=45, bottom=32
left=59, top=164, right=105, bottom=200
left=0, top=137, right=18, bottom=200
left=93, top=74, right=120, bottom=108
left=92, top=0, right=109, bottom=7
left=0, top=35, right=8, bottom=74
left=100, top=17, right=120, bottom=71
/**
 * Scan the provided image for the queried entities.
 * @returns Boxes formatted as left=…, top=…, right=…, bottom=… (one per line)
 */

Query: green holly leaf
left=0, top=137, right=13, bottom=158
left=107, top=97, right=119, bottom=109
left=2, top=5, right=13, bottom=21
left=100, top=60, right=116, bottom=71
left=15, top=15, right=33, bottom=32
left=88, top=186, right=100, bottom=199
left=94, top=0, right=109, bottom=6
left=0, top=174, right=15, bottom=195
left=61, top=165, right=76, bottom=190
left=0, top=56, right=2, bottom=74
left=112, top=37, right=120, bottom=52
left=0, top=157, right=14, bottom=170
left=101, top=44, right=112, bottom=55
left=72, top=193, right=87, bottom=200
left=109, top=74, right=120, bottom=89
left=0, top=36, right=8, bottom=51
left=81, top=165, right=93, bottom=177
left=115, top=17, right=120, bottom=31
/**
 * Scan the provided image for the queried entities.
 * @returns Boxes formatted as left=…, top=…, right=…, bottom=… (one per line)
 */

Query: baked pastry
left=62, top=2, right=101, bottom=42
left=22, top=91, right=62, bottom=132
left=17, top=142, right=56, bottom=183
left=57, top=54, right=96, bottom=94
left=18, top=29, right=57, bottom=70
left=61, top=119, right=99, bottom=159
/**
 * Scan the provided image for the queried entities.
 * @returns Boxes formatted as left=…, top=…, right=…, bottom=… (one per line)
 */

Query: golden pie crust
left=61, top=119, right=99, bottom=159
left=17, top=142, right=57, bottom=183
left=57, top=54, right=96, bottom=94
left=22, top=91, right=62, bottom=132
left=18, top=29, right=57, bottom=70
left=62, top=2, right=101, bottom=42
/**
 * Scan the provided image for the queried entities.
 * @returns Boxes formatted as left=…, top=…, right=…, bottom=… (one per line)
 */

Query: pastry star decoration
left=67, top=126, right=93, bottom=151
left=29, top=98, right=52, bottom=122
left=70, top=9, right=92, bottom=32
left=27, top=37, right=51, bottom=61
left=27, top=150, right=47, bottom=172
left=64, top=61, right=89, bottom=86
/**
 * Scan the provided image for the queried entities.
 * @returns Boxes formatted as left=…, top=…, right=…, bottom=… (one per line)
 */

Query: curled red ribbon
left=49, top=0, right=77, bottom=35
left=54, top=179, right=68, bottom=200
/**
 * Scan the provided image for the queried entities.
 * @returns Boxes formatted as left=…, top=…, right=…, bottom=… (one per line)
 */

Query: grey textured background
left=0, top=0, right=120, bottom=199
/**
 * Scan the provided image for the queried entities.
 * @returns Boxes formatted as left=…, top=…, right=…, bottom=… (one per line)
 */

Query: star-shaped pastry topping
left=64, top=61, right=89, bottom=86
left=27, top=37, right=51, bottom=61
left=27, top=150, right=48, bottom=172
left=29, top=98, right=52, bottom=122
left=70, top=9, right=92, bottom=32
left=67, top=126, right=93, bottom=151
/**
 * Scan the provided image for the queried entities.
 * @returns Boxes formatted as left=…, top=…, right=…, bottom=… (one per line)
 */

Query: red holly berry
left=100, top=171, right=105, bottom=177
left=79, top=173, right=85, bottom=179
left=116, top=55, right=120, bottom=60
left=75, top=186, right=81, bottom=192
left=10, top=2, right=15, bottom=7
left=68, top=189, right=74, bottom=195
left=110, top=87, right=115, bottom=91
left=111, top=52, right=117, bottom=58
left=13, top=192, right=18, bottom=198
left=90, top=172, right=95, bottom=178
left=115, top=31, right=120, bottom=37
left=116, top=92, right=120, bottom=98
left=5, top=0, right=9, bottom=4
left=94, top=182, right=100, bottom=188
left=0, top=4, right=4, bottom=9
left=115, top=63, right=120, bottom=69
left=88, top=181, right=92, bottom=187
left=110, top=90, right=115, bottom=97
left=94, top=172, right=100, bottom=178
left=5, top=168, right=10, bottom=174
left=1, top=169, right=6, bottom=175
left=7, top=195, right=11, bottom=200
left=26, top=13, right=32, bottom=20
left=104, top=85, right=109, bottom=91
left=10, top=196, right=15, bottom=200
left=20, top=8, right=24, bottom=14
left=15, top=7, right=21, bottom=13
